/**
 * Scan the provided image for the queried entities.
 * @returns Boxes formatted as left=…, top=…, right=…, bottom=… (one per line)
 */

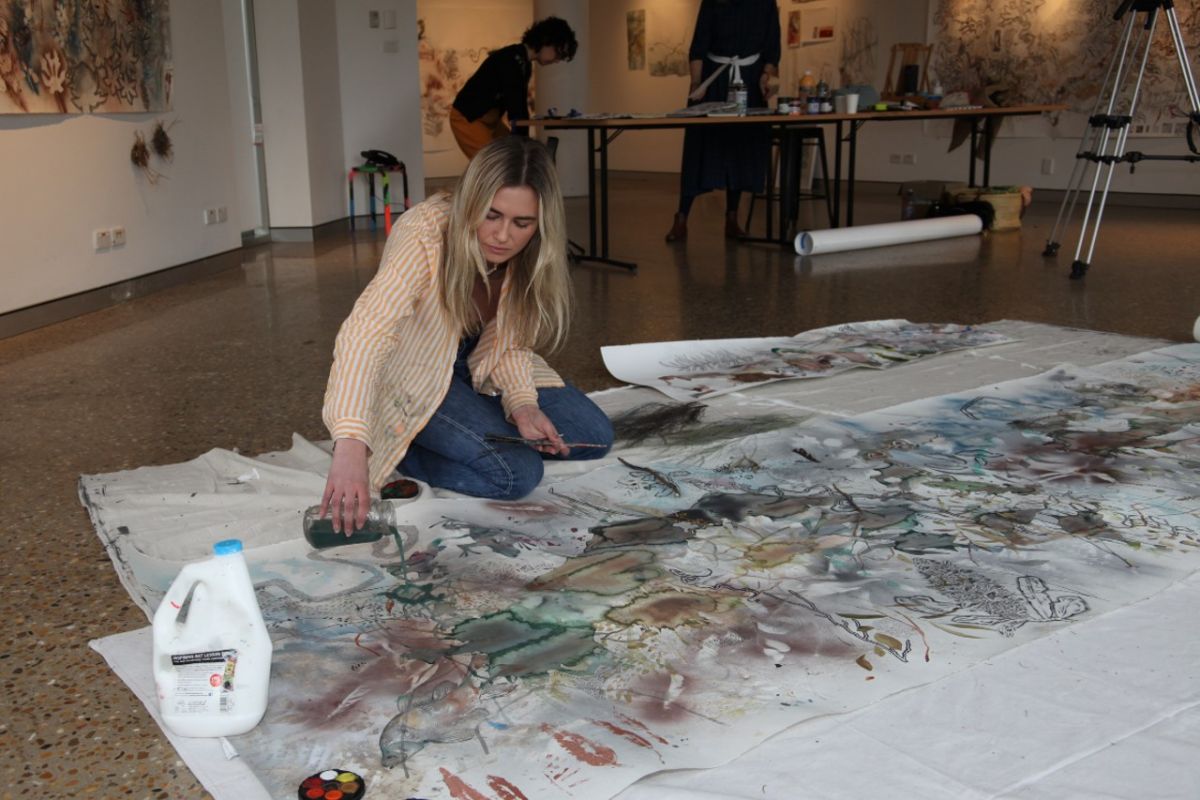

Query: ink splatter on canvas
left=202, top=344, right=1199, bottom=798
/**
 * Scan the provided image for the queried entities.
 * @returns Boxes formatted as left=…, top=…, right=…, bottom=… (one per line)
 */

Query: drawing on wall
left=87, top=337, right=1200, bottom=799
left=840, top=16, right=878, bottom=87
left=627, top=10, right=646, bottom=70
left=787, top=11, right=802, bottom=48
left=932, top=0, right=1200, bottom=131
left=800, top=5, right=837, bottom=44
left=647, top=2, right=691, bottom=77
left=0, top=0, right=171, bottom=114
left=602, top=321, right=1013, bottom=402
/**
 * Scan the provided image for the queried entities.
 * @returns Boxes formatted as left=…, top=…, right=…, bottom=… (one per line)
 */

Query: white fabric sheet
left=85, top=321, right=1198, bottom=799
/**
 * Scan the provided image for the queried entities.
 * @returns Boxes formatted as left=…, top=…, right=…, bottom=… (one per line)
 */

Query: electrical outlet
left=110, top=226, right=126, bottom=246
left=203, top=208, right=217, bottom=225
left=1041, top=157, right=1055, bottom=175
left=902, top=153, right=916, bottom=165
left=382, top=39, right=399, bottom=54
left=216, top=206, right=227, bottom=223
left=93, top=229, right=112, bottom=250
left=889, top=153, right=902, bottom=164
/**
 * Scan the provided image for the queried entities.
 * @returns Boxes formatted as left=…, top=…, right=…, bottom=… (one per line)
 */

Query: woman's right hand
left=321, top=438, right=371, bottom=533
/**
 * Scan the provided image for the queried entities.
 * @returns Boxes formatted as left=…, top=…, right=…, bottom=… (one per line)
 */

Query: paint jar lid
left=213, top=539, right=244, bottom=555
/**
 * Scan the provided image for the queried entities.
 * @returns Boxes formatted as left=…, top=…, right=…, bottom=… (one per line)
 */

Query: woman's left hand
left=510, top=404, right=569, bottom=456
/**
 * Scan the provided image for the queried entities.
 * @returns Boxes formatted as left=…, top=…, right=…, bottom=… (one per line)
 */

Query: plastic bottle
left=152, top=539, right=272, bottom=738
left=728, top=76, right=748, bottom=115
left=798, top=70, right=816, bottom=111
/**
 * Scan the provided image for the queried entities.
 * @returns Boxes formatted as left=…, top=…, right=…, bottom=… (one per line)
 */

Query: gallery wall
left=1, top=0, right=429, bottom=318
left=0, top=2, right=242, bottom=316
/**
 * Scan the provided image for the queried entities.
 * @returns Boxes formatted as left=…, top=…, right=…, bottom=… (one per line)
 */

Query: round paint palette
left=297, top=768, right=366, bottom=800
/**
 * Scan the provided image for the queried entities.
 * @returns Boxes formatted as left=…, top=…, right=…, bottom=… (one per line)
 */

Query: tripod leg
left=1070, top=9, right=1158, bottom=279
left=1044, top=10, right=1138, bottom=258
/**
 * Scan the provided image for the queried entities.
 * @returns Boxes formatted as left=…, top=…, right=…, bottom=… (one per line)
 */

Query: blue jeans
left=398, top=337, right=613, bottom=499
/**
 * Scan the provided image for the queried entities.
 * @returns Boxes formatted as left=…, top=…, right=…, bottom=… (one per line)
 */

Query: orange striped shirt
left=322, top=194, right=563, bottom=490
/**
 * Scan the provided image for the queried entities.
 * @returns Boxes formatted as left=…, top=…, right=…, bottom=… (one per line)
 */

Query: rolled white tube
left=795, top=215, right=983, bottom=256
left=1194, top=314, right=1200, bottom=342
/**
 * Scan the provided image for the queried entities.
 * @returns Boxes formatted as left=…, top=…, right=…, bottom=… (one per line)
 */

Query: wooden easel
left=883, top=43, right=933, bottom=101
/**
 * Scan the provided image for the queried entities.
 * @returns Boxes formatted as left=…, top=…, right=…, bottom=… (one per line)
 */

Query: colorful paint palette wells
left=297, top=768, right=366, bottom=800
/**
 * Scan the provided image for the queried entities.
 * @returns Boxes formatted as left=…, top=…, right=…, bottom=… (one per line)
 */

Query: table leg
left=969, top=119, right=979, bottom=187
left=832, top=121, right=843, bottom=228
left=348, top=170, right=356, bottom=230
left=847, top=121, right=858, bottom=228
left=983, top=116, right=995, bottom=187
left=382, top=173, right=392, bottom=235
left=587, top=128, right=597, bottom=257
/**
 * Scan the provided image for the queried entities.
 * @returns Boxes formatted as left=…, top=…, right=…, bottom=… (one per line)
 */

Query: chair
left=745, top=127, right=834, bottom=239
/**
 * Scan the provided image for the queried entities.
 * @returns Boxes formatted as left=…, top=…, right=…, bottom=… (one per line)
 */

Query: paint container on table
left=301, top=479, right=423, bottom=549
left=152, top=539, right=272, bottom=738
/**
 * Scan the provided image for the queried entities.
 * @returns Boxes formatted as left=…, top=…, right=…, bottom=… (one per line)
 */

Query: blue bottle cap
left=213, top=539, right=243, bottom=555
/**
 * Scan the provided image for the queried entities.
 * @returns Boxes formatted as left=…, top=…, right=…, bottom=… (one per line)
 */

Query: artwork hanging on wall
left=646, top=2, right=692, bottom=78
left=800, top=4, right=836, bottom=44
left=839, top=16, right=878, bottom=87
left=0, top=0, right=172, bottom=114
left=627, top=10, right=646, bottom=71
left=932, top=0, right=1200, bottom=133
left=787, top=11, right=802, bottom=48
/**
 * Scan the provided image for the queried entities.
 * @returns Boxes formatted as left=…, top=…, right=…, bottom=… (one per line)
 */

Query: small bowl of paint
left=298, top=768, right=366, bottom=800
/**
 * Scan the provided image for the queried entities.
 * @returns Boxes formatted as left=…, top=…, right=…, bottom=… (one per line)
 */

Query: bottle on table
left=798, top=70, right=816, bottom=112
left=729, top=76, right=748, bottom=115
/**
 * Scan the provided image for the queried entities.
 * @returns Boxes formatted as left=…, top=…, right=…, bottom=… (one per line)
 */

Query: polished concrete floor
left=1, top=173, right=1197, bottom=797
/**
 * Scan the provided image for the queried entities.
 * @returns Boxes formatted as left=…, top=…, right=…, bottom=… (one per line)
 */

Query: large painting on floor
left=0, top=0, right=172, bottom=114
left=86, top=337, right=1200, bottom=799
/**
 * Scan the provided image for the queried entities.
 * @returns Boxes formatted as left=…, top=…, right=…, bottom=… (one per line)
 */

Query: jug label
left=169, top=649, right=239, bottom=714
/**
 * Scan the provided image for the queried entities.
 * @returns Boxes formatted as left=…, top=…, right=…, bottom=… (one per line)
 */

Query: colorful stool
left=348, top=162, right=410, bottom=235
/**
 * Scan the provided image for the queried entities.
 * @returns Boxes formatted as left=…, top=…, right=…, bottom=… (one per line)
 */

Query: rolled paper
left=1194, top=314, right=1200, bottom=342
left=794, top=215, right=983, bottom=256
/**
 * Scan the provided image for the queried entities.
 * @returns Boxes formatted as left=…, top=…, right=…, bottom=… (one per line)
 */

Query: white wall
left=335, top=1, right=427, bottom=210
left=298, top=0, right=348, bottom=225
left=222, top=0, right=262, bottom=235
left=588, top=0, right=698, bottom=173
left=0, top=2, right=242, bottom=315
left=534, top=0, right=590, bottom=197
left=255, top=0, right=315, bottom=227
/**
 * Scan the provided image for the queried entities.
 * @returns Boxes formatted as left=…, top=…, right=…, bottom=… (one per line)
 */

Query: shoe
left=725, top=212, right=747, bottom=239
left=665, top=213, right=687, bottom=242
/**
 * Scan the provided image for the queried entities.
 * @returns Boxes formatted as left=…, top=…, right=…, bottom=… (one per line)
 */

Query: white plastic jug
left=152, top=539, right=272, bottom=737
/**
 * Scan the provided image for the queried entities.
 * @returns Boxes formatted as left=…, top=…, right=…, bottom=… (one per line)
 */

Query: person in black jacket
left=450, top=17, right=578, bottom=159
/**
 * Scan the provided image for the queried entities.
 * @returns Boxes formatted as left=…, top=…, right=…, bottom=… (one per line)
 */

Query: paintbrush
left=484, top=433, right=608, bottom=449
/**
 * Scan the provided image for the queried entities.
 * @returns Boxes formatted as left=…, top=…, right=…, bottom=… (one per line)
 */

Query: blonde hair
left=441, top=137, right=572, bottom=352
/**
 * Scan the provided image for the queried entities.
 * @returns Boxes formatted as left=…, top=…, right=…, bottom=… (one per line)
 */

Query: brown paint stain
left=590, top=719, right=654, bottom=749
left=608, top=589, right=731, bottom=629
left=617, top=712, right=671, bottom=745
left=487, top=775, right=530, bottom=800
left=439, top=767, right=490, bottom=800
left=541, top=723, right=620, bottom=766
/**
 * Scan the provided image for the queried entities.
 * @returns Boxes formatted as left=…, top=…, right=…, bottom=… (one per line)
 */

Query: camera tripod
left=1043, top=0, right=1200, bottom=279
